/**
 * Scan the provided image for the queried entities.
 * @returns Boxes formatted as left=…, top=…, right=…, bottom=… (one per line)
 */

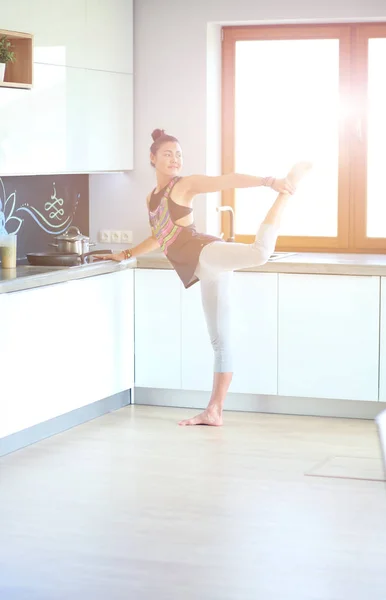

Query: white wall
left=89, top=0, right=386, bottom=246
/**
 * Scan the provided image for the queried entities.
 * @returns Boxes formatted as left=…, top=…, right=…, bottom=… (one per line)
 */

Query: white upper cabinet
left=85, top=0, right=133, bottom=73
left=0, top=0, right=133, bottom=174
left=0, top=65, right=88, bottom=175
left=87, top=70, right=133, bottom=172
left=1, top=0, right=133, bottom=72
left=0, top=66, right=133, bottom=175
left=1, top=0, right=87, bottom=68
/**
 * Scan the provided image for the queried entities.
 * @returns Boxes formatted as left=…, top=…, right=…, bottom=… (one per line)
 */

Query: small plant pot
left=0, top=62, right=5, bottom=83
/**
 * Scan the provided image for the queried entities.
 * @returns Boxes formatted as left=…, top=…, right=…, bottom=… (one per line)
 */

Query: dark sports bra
left=149, top=182, right=193, bottom=222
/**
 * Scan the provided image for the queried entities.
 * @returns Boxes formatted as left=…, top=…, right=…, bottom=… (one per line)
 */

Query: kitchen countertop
left=3, top=251, right=386, bottom=294
left=136, top=251, right=386, bottom=277
left=0, top=258, right=136, bottom=294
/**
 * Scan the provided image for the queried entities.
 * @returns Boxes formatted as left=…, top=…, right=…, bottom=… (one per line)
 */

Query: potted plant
left=0, top=35, right=16, bottom=83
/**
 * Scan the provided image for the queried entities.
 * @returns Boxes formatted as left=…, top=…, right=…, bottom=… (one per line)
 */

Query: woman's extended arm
left=181, top=173, right=295, bottom=195
left=128, top=235, right=159, bottom=258
left=95, top=193, right=160, bottom=262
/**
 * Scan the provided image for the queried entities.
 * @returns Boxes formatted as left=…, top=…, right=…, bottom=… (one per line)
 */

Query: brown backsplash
left=0, top=174, right=89, bottom=264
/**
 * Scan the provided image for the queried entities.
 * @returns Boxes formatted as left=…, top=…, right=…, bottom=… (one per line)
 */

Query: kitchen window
left=221, top=23, right=386, bottom=252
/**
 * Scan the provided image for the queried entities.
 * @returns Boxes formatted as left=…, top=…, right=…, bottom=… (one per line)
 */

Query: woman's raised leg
left=198, top=161, right=312, bottom=273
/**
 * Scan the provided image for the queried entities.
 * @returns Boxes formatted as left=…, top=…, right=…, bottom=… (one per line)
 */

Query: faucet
left=216, top=205, right=235, bottom=242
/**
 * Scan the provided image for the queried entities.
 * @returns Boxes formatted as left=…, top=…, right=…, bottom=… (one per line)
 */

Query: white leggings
left=194, top=223, right=279, bottom=372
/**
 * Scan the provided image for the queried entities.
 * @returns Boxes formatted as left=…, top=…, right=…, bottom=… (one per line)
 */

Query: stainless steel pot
left=49, top=226, right=95, bottom=255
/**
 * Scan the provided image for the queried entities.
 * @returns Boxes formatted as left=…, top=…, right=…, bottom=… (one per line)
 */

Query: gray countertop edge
left=0, top=259, right=137, bottom=294
left=136, top=261, right=386, bottom=277
left=136, top=253, right=386, bottom=277
left=3, top=251, right=386, bottom=294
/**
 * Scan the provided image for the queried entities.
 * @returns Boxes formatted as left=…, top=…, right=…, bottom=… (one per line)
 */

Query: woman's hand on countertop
left=92, top=251, right=126, bottom=262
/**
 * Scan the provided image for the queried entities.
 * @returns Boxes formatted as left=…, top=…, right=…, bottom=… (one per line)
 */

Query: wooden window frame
left=221, top=23, right=386, bottom=253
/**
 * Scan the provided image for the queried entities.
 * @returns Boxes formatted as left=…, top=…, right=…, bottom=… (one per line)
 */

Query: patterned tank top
left=147, top=176, right=223, bottom=288
left=148, top=176, right=184, bottom=255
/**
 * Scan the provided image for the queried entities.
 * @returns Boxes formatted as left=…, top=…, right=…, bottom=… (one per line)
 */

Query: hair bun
left=151, top=129, right=165, bottom=142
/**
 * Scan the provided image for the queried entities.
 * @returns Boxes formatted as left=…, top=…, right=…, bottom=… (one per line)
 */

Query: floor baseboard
left=0, top=390, right=131, bottom=457
left=134, top=388, right=386, bottom=420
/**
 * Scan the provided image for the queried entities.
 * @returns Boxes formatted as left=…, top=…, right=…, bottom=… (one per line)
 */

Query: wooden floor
left=1, top=405, right=386, bottom=600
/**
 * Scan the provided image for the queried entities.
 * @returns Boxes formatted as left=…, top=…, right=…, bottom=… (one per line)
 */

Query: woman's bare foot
left=287, top=161, right=313, bottom=190
left=178, top=407, right=223, bottom=427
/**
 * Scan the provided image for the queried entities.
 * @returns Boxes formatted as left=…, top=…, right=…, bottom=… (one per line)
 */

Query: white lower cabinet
left=278, top=274, right=380, bottom=401
left=136, top=269, right=381, bottom=402
left=2, top=267, right=383, bottom=442
left=0, top=292, right=12, bottom=438
left=134, top=269, right=182, bottom=389
left=180, top=272, right=278, bottom=394
left=65, top=270, right=134, bottom=407
left=3, top=282, right=75, bottom=437
left=1, top=270, right=134, bottom=438
left=377, top=277, right=386, bottom=401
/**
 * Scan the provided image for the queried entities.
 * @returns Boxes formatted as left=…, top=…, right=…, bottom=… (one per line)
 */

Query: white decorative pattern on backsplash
left=0, top=179, right=23, bottom=235
left=0, top=178, right=81, bottom=236
left=0, top=175, right=89, bottom=261
left=45, top=185, right=65, bottom=221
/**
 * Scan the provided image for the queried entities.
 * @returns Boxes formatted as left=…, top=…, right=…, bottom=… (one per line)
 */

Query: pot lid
left=55, top=226, right=89, bottom=242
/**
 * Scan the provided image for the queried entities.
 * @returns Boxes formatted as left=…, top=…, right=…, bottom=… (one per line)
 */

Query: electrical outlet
left=99, top=230, right=111, bottom=243
left=110, top=230, right=121, bottom=243
left=121, top=230, right=132, bottom=244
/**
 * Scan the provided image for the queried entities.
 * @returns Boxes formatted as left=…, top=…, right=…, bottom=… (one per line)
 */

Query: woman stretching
left=98, top=129, right=312, bottom=426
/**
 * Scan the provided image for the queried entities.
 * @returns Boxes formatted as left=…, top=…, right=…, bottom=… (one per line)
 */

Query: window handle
left=355, top=119, right=363, bottom=142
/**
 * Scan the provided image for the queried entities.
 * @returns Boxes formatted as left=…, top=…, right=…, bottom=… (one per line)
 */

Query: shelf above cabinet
left=0, top=81, right=32, bottom=89
left=0, top=29, right=33, bottom=89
